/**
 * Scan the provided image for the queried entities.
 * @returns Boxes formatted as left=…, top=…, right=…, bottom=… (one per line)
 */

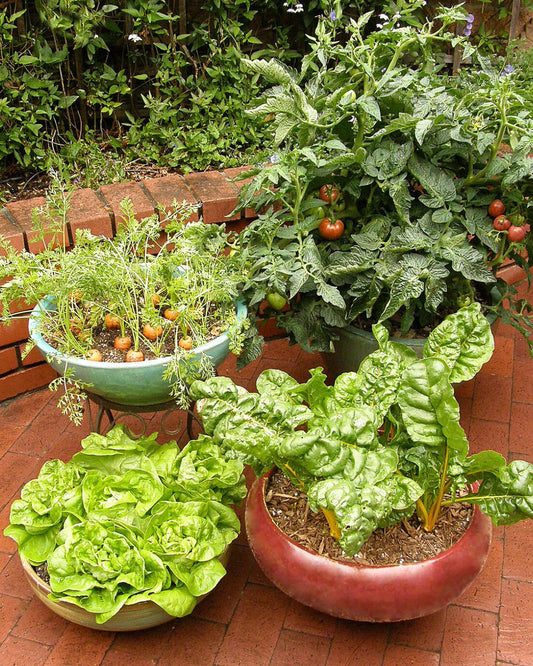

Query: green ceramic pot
left=29, top=297, right=247, bottom=406
left=324, top=324, right=426, bottom=378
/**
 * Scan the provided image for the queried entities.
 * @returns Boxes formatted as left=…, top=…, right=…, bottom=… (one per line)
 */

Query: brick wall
left=0, top=167, right=256, bottom=402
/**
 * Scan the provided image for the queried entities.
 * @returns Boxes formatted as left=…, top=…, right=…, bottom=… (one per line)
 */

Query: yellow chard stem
left=321, top=508, right=341, bottom=540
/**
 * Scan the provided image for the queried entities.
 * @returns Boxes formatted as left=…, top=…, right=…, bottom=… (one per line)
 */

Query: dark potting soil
left=266, top=469, right=473, bottom=566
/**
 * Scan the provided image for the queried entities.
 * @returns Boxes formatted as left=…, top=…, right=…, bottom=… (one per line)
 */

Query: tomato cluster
left=488, top=200, right=528, bottom=243
left=317, top=184, right=346, bottom=240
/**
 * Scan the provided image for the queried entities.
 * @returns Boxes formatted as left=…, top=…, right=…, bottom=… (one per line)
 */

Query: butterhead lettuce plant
left=4, top=425, right=246, bottom=624
left=191, top=304, right=533, bottom=556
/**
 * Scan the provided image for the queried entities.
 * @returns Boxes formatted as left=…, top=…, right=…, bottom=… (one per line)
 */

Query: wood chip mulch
left=266, top=469, right=473, bottom=566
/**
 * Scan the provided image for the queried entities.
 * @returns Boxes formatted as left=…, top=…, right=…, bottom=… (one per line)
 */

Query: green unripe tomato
left=266, top=292, right=287, bottom=311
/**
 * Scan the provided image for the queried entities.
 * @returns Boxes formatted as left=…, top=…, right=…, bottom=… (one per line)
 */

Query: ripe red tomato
left=318, top=218, right=344, bottom=240
left=507, top=225, right=527, bottom=243
left=488, top=200, right=505, bottom=218
left=319, top=184, right=340, bottom=204
left=493, top=215, right=511, bottom=231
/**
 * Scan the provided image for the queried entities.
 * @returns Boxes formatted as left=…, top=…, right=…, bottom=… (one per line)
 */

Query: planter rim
left=256, top=468, right=484, bottom=570
left=337, top=322, right=427, bottom=347
left=29, top=295, right=247, bottom=369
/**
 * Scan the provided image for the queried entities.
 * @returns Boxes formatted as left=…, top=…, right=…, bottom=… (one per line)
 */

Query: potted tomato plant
left=4, top=425, right=246, bottom=631
left=0, top=201, right=248, bottom=422
left=234, top=5, right=533, bottom=367
left=190, top=305, right=533, bottom=621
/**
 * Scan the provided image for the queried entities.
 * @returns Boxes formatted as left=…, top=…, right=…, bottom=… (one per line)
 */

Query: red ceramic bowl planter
left=245, top=470, right=493, bottom=622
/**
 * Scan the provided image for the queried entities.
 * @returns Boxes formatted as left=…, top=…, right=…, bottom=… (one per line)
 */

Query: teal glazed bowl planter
left=246, top=470, right=493, bottom=623
left=29, top=297, right=247, bottom=406
left=324, top=324, right=426, bottom=377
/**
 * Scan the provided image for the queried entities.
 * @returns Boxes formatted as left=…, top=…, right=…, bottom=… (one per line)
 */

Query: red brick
left=102, top=652, right=158, bottom=666
left=10, top=399, right=71, bottom=458
left=512, top=356, right=533, bottom=404
left=0, top=346, right=19, bottom=375
left=68, top=188, right=114, bottom=239
left=497, top=262, right=527, bottom=285
left=0, top=635, right=52, bottom=664
left=498, top=579, right=533, bottom=664
left=158, top=617, right=225, bottom=666
left=383, top=644, right=440, bottom=665
left=142, top=174, right=199, bottom=223
left=0, top=316, right=29, bottom=347
left=99, top=181, right=155, bottom=225
left=503, top=520, right=533, bottom=580
left=471, top=375, right=512, bottom=423
left=0, top=386, right=51, bottom=428
left=0, top=553, right=34, bottom=600
left=270, top=628, right=331, bottom=666
left=6, top=196, right=67, bottom=253
left=0, top=504, right=18, bottom=554
left=478, top=336, right=514, bottom=377
left=45, top=621, right=114, bottom=665
left=195, top=544, right=254, bottom=624
left=0, top=594, right=28, bottom=644
left=509, top=402, right=533, bottom=458
left=283, top=598, right=337, bottom=638
left=455, top=537, right=503, bottom=613
left=109, top=621, right=173, bottom=660
left=223, top=165, right=257, bottom=218
left=12, top=595, right=68, bottom=645
left=0, top=363, right=57, bottom=402
left=215, top=583, right=291, bottom=665
left=184, top=170, right=240, bottom=224
left=468, top=419, right=509, bottom=457
left=327, top=620, right=388, bottom=665
left=19, top=343, right=46, bottom=366
left=0, top=208, right=25, bottom=253
left=440, top=606, right=497, bottom=666
left=388, top=608, right=446, bottom=653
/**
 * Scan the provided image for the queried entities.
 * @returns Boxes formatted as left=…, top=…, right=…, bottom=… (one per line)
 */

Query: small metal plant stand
left=85, top=392, right=200, bottom=440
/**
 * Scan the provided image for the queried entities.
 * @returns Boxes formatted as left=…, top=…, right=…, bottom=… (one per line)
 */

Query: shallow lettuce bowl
left=29, top=296, right=247, bottom=406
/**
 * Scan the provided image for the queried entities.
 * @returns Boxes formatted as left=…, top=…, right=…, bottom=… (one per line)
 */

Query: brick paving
left=0, top=331, right=532, bottom=665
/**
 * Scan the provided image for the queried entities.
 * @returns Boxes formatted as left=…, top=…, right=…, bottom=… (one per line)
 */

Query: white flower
left=379, top=13, right=389, bottom=20
left=93, top=34, right=99, bottom=39
left=128, top=33, right=142, bottom=43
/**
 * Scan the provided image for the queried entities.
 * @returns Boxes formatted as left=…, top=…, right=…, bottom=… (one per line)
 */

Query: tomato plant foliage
left=234, top=5, right=533, bottom=354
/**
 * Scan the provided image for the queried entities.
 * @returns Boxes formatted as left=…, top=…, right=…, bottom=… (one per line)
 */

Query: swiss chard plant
left=235, top=3, right=533, bottom=354
left=191, top=304, right=533, bottom=556
left=4, top=425, right=246, bottom=624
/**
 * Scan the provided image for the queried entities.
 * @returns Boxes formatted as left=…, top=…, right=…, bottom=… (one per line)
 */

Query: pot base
left=245, top=471, right=492, bottom=623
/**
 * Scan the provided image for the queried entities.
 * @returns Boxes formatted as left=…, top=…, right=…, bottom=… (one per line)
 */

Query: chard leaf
left=424, top=302, right=494, bottom=382
left=463, top=460, right=533, bottom=525
left=398, top=358, right=468, bottom=459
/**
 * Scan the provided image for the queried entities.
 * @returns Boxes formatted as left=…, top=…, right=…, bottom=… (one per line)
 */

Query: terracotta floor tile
left=498, top=579, right=533, bottom=664
left=388, top=608, right=446, bottom=653
left=0, top=505, right=18, bottom=555
left=0, top=634, right=52, bottom=665
left=11, top=596, right=67, bottom=645
left=0, top=388, right=51, bottom=427
left=247, top=557, right=275, bottom=587
left=455, top=537, right=503, bottom=613
left=101, top=652, right=157, bottom=666
left=283, top=599, right=337, bottom=639
left=0, top=595, right=28, bottom=644
left=471, top=375, right=512, bottom=423
left=326, top=620, right=389, bottom=666
left=503, top=520, right=533, bottom=580
left=270, top=628, right=331, bottom=666
left=467, top=418, right=509, bottom=457
left=0, top=423, right=25, bottom=458
left=0, top=552, right=9, bottom=572
left=214, top=583, right=291, bottom=666
left=44, top=622, right=114, bottom=665
left=454, top=377, right=475, bottom=400
left=382, top=643, right=440, bottom=665
left=479, top=336, right=514, bottom=377
left=9, top=403, right=71, bottom=458
left=440, top=606, right=498, bottom=666
left=194, top=544, right=254, bottom=624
